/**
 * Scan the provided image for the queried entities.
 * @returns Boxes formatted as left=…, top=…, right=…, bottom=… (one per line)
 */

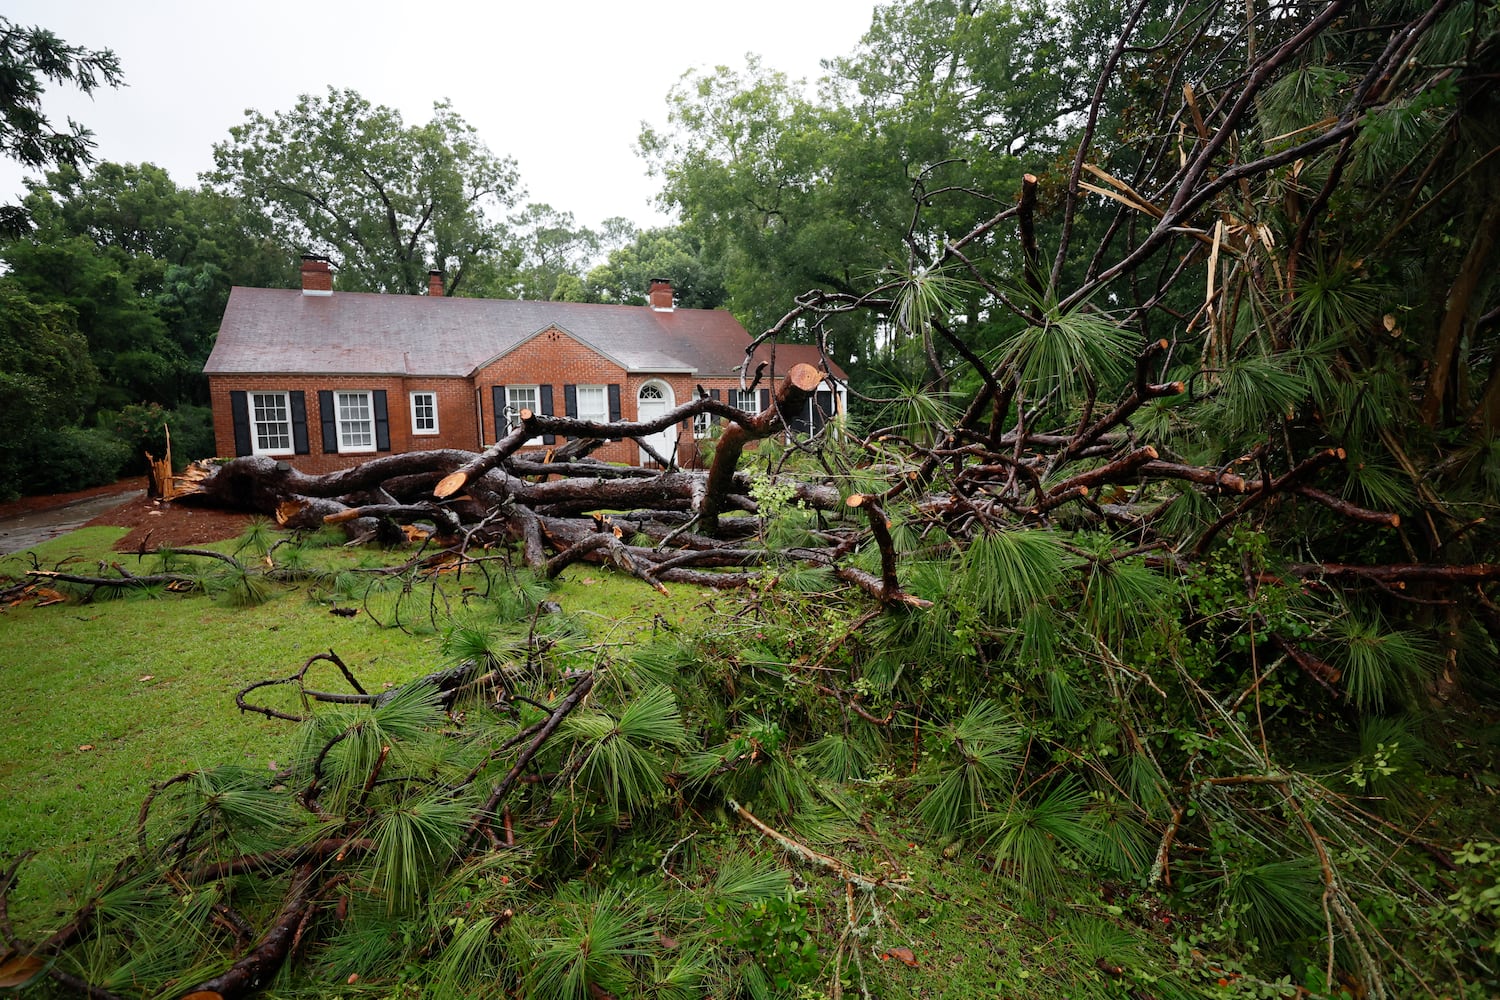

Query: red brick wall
left=208, top=374, right=478, bottom=474
left=209, top=327, right=788, bottom=473
left=475, top=327, right=627, bottom=455
left=475, top=328, right=772, bottom=467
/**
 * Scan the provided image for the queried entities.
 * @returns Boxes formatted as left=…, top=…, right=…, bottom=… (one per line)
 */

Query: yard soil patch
left=86, top=491, right=254, bottom=551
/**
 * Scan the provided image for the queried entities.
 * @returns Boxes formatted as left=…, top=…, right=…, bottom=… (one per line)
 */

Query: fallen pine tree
left=6, top=3, right=1500, bottom=994
left=145, top=353, right=1498, bottom=632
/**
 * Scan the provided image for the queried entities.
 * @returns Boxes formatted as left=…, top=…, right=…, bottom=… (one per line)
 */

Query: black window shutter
left=710, top=388, right=721, bottom=424
left=230, top=390, right=251, bottom=456
left=813, top=390, right=833, bottom=432
left=607, top=384, right=622, bottom=422
left=373, top=390, right=390, bottom=451
left=319, top=390, right=338, bottom=453
left=789, top=401, right=811, bottom=435
left=492, top=385, right=506, bottom=440
left=759, top=388, right=771, bottom=411
left=539, top=384, right=556, bottom=445
left=564, top=384, right=578, bottom=418
left=289, top=391, right=309, bottom=454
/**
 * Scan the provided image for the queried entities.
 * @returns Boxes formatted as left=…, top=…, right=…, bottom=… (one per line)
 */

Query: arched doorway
left=636, top=381, right=678, bottom=465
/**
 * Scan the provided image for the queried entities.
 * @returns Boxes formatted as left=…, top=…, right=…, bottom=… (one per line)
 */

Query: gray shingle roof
left=204, top=288, right=768, bottom=378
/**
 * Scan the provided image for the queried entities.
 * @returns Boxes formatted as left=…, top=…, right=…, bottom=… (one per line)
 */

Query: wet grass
left=0, top=524, right=691, bottom=935
left=0, top=527, right=1210, bottom=999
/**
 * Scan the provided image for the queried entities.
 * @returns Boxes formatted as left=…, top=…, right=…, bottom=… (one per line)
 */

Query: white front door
left=636, top=381, right=678, bottom=465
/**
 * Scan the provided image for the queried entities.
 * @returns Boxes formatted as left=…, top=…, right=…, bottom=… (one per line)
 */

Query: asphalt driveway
left=0, top=488, right=145, bottom=556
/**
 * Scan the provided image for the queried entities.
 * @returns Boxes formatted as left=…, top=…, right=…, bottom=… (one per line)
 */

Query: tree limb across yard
left=147, top=337, right=1491, bottom=620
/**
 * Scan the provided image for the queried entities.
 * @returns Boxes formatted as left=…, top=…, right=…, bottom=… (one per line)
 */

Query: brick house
left=204, top=258, right=847, bottom=473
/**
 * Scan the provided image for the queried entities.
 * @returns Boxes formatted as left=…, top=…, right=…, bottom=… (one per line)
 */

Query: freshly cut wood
left=845, top=493, right=902, bottom=602
left=145, top=424, right=176, bottom=500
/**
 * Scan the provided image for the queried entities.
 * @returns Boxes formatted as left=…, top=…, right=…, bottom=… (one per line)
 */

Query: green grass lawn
left=0, top=530, right=397, bottom=920
left=0, top=525, right=691, bottom=934
left=0, top=526, right=1232, bottom=999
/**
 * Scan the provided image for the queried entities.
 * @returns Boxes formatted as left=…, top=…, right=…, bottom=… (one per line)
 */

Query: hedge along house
left=204, top=257, right=848, bottom=474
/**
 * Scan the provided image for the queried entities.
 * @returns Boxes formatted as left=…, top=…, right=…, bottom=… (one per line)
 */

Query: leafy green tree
left=825, top=0, right=1075, bottom=161
left=2, top=233, right=177, bottom=408
left=0, top=160, right=289, bottom=484
left=5, top=163, right=290, bottom=409
left=642, top=58, right=869, bottom=337
left=505, top=203, right=601, bottom=301
left=0, top=15, right=122, bottom=237
left=0, top=278, right=102, bottom=496
left=640, top=4, right=1078, bottom=380
left=207, top=87, right=521, bottom=295
left=583, top=224, right=725, bottom=308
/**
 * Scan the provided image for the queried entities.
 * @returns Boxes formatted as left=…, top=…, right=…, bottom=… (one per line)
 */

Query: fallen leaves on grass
left=4, top=585, right=67, bottom=608
left=0, top=954, right=46, bottom=988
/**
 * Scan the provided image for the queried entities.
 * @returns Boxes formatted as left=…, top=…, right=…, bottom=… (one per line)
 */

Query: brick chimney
left=648, top=278, right=674, bottom=312
left=428, top=269, right=445, bottom=297
left=300, top=255, right=333, bottom=296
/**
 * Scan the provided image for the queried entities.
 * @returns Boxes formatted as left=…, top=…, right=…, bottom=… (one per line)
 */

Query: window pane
left=411, top=392, right=437, bottom=433
left=337, top=391, right=374, bottom=450
left=576, top=385, right=608, bottom=424
left=251, top=392, right=291, bottom=453
left=508, top=387, right=537, bottom=409
left=507, top=386, right=538, bottom=426
left=506, top=386, right=541, bottom=444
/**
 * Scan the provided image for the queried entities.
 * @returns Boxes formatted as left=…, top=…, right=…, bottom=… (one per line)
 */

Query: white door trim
left=636, top=380, right=678, bottom=465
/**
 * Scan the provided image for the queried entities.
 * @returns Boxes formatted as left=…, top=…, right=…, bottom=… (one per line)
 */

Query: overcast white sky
left=2, top=0, right=879, bottom=232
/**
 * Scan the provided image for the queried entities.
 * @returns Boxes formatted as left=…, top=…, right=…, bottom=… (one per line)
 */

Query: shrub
left=21, top=424, right=131, bottom=494
left=100, top=403, right=216, bottom=473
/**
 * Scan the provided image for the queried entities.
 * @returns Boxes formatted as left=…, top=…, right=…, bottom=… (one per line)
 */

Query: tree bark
left=1420, top=199, right=1500, bottom=427
left=699, top=363, right=825, bottom=535
left=178, top=863, right=322, bottom=1000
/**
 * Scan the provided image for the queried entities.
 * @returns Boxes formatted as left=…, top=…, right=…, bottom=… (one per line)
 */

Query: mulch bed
left=87, top=493, right=256, bottom=552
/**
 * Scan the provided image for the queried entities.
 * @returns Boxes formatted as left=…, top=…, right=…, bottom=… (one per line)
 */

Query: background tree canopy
left=0, top=14, right=121, bottom=238
left=206, top=87, right=522, bottom=296
left=639, top=0, right=1084, bottom=387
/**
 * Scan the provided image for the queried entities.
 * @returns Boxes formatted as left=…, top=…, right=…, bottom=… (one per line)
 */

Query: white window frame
left=506, top=385, right=541, bottom=444
left=732, top=388, right=759, bottom=411
left=335, top=390, right=377, bottom=454
left=575, top=384, right=609, bottom=425
left=409, top=390, right=439, bottom=435
left=249, top=391, right=293, bottom=457
left=692, top=390, right=713, bottom=438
